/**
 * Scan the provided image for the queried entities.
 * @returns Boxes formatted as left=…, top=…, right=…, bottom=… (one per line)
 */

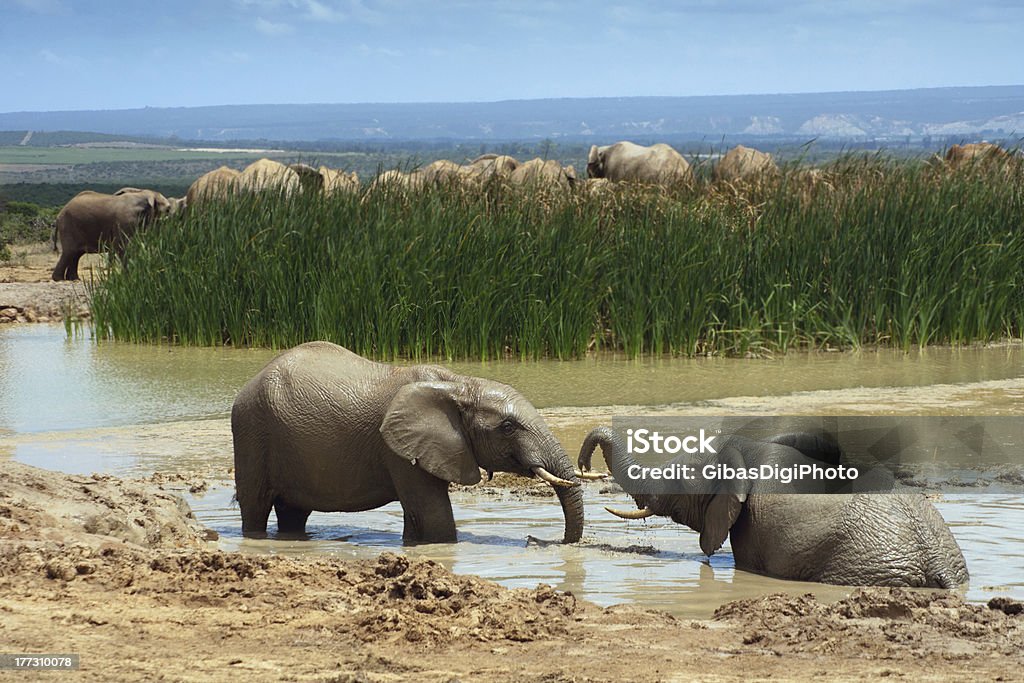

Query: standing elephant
left=462, top=154, right=520, bottom=182
left=944, top=142, right=1011, bottom=169
left=421, top=159, right=465, bottom=185
left=114, top=187, right=187, bottom=214
left=318, top=166, right=360, bottom=195
left=232, top=342, right=584, bottom=544
left=238, top=158, right=300, bottom=195
left=712, top=145, right=778, bottom=183
left=186, top=166, right=241, bottom=206
left=587, top=141, right=693, bottom=186
left=578, top=426, right=969, bottom=588
left=510, top=158, right=577, bottom=189
left=52, top=189, right=173, bottom=281
left=288, top=163, right=325, bottom=193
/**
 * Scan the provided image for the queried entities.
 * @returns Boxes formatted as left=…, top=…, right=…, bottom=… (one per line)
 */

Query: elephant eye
left=498, top=419, right=518, bottom=436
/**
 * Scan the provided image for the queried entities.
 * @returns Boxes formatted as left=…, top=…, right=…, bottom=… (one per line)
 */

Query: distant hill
left=2, top=86, right=1023, bottom=144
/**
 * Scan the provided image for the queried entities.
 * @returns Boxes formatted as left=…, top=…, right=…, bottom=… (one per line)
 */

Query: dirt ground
left=0, top=242, right=95, bottom=322
left=1, top=459, right=1021, bottom=682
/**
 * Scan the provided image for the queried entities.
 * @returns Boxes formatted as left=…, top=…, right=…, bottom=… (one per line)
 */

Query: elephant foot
left=274, top=499, right=312, bottom=534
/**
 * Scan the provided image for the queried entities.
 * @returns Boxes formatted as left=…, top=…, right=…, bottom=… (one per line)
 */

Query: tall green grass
left=89, top=156, right=1023, bottom=359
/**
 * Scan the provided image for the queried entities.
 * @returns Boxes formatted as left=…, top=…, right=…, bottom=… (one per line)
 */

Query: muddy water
left=1, top=325, right=1021, bottom=617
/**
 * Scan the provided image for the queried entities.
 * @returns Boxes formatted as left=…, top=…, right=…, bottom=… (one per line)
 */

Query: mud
left=1, top=459, right=1021, bottom=681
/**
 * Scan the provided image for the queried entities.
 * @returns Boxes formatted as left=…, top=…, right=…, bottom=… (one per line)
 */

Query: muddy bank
left=0, top=241, right=93, bottom=321
left=0, top=460, right=1021, bottom=681
left=0, top=282, right=90, bottom=322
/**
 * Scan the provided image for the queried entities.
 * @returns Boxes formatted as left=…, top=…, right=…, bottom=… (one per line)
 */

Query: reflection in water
left=1, top=325, right=1022, bottom=616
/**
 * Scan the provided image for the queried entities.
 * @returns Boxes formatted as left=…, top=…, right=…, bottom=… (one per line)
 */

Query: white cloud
left=39, top=49, right=64, bottom=65
left=255, top=17, right=294, bottom=35
left=303, top=0, right=346, bottom=22
left=358, top=43, right=404, bottom=58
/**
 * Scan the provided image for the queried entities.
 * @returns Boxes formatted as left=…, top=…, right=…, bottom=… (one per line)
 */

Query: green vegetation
left=89, top=157, right=1023, bottom=359
left=0, top=200, right=57, bottom=252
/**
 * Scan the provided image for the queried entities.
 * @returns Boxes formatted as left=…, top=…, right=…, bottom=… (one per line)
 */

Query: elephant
left=509, top=158, right=577, bottom=189
left=288, top=162, right=325, bottom=193
left=318, top=166, right=360, bottom=195
left=462, top=154, right=520, bottom=182
left=712, top=145, right=778, bottom=183
left=421, top=159, right=465, bottom=185
left=578, top=426, right=969, bottom=588
left=51, top=189, right=174, bottom=281
left=114, top=187, right=187, bottom=214
left=232, top=342, right=585, bottom=544
left=368, top=169, right=426, bottom=192
left=238, top=158, right=301, bottom=195
left=587, top=141, right=693, bottom=186
left=944, top=142, right=1012, bottom=169
left=185, top=166, right=241, bottom=206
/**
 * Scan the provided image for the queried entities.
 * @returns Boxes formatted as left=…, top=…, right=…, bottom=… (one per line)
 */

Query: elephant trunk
left=579, top=426, right=637, bottom=486
left=579, top=426, right=648, bottom=508
left=535, top=435, right=584, bottom=544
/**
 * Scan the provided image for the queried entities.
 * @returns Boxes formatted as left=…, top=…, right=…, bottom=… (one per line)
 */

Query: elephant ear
left=587, top=145, right=600, bottom=166
left=699, top=446, right=750, bottom=556
left=380, top=381, right=482, bottom=486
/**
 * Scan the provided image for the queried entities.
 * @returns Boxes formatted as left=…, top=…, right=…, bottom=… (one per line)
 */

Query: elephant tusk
left=532, top=466, right=580, bottom=488
left=604, top=506, right=654, bottom=520
left=574, top=469, right=609, bottom=480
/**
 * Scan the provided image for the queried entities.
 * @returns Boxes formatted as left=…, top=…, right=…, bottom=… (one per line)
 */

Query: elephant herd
left=51, top=139, right=1015, bottom=282
left=48, top=143, right=786, bottom=281
left=233, top=341, right=970, bottom=590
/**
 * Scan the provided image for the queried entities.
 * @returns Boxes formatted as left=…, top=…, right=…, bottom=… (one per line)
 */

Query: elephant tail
left=51, top=219, right=59, bottom=252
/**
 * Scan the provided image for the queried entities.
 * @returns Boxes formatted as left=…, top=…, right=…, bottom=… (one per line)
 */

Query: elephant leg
left=389, top=462, right=457, bottom=544
left=65, top=251, right=83, bottom=281
left=238, top=491, right=274, bottom=537
left=51, top=250, right=79, bottom=281
left=274, top=499, right=312, bottom=535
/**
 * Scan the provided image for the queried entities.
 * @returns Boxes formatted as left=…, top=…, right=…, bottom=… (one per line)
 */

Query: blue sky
left=2, top=0, right=1022, bottom=111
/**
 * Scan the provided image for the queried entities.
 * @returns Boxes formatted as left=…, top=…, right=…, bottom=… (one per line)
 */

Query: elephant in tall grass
left=186, top=166, right=242, bottom=206
left=712, top=145, right=778, bottom=183
left=944, top=142, right=1012, bottom=169
left=114, top=187, right=186, bottom=214
left=587, top=141, right=693, bottom=186
left=510, top=158, right=577, bottom=189
left=318, top=166, right=360, bottom=195
left=51, top=189, right=173, bottom=281
left=238, top=158, right=300, bottom=195
left=232, top=342, right=585, bottom=544
left=462, top=154, right=520, bottom=182
left=578, top=426, right=969, bottom=588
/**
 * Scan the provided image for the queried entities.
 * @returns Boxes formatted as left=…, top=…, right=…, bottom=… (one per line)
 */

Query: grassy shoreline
left=89, top=157, right=1022, bottom=359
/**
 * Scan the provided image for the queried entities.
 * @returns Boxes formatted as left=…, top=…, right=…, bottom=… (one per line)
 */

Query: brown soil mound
left=0, top=459, right=214, bottom=549
left=715, top=589, right=1024, bottom=659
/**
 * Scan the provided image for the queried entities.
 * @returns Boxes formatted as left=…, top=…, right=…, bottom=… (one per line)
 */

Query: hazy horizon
left=3, top=0, right=1023, bottom=112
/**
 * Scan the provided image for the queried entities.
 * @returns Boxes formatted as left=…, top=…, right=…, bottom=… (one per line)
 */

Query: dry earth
left=0, top=459, right=1021, bottom=682
left=0, top=242, right=94, bottom=323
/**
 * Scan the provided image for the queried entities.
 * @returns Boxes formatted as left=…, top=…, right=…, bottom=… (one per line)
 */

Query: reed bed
left=89, top=156, right=1023, bottom=359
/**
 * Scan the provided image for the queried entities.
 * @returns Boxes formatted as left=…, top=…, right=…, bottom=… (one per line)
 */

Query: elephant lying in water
left=232, top=342, right=586, bottom=544
left=578, top=426, right=969, bottom=588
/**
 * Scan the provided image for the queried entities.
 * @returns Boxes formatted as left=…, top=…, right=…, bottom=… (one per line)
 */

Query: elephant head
left=578, top=426, right=744, bottom=555
left=586, top=145, right=606, bottom=178
left=381, top=378, right=584, bottom=543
